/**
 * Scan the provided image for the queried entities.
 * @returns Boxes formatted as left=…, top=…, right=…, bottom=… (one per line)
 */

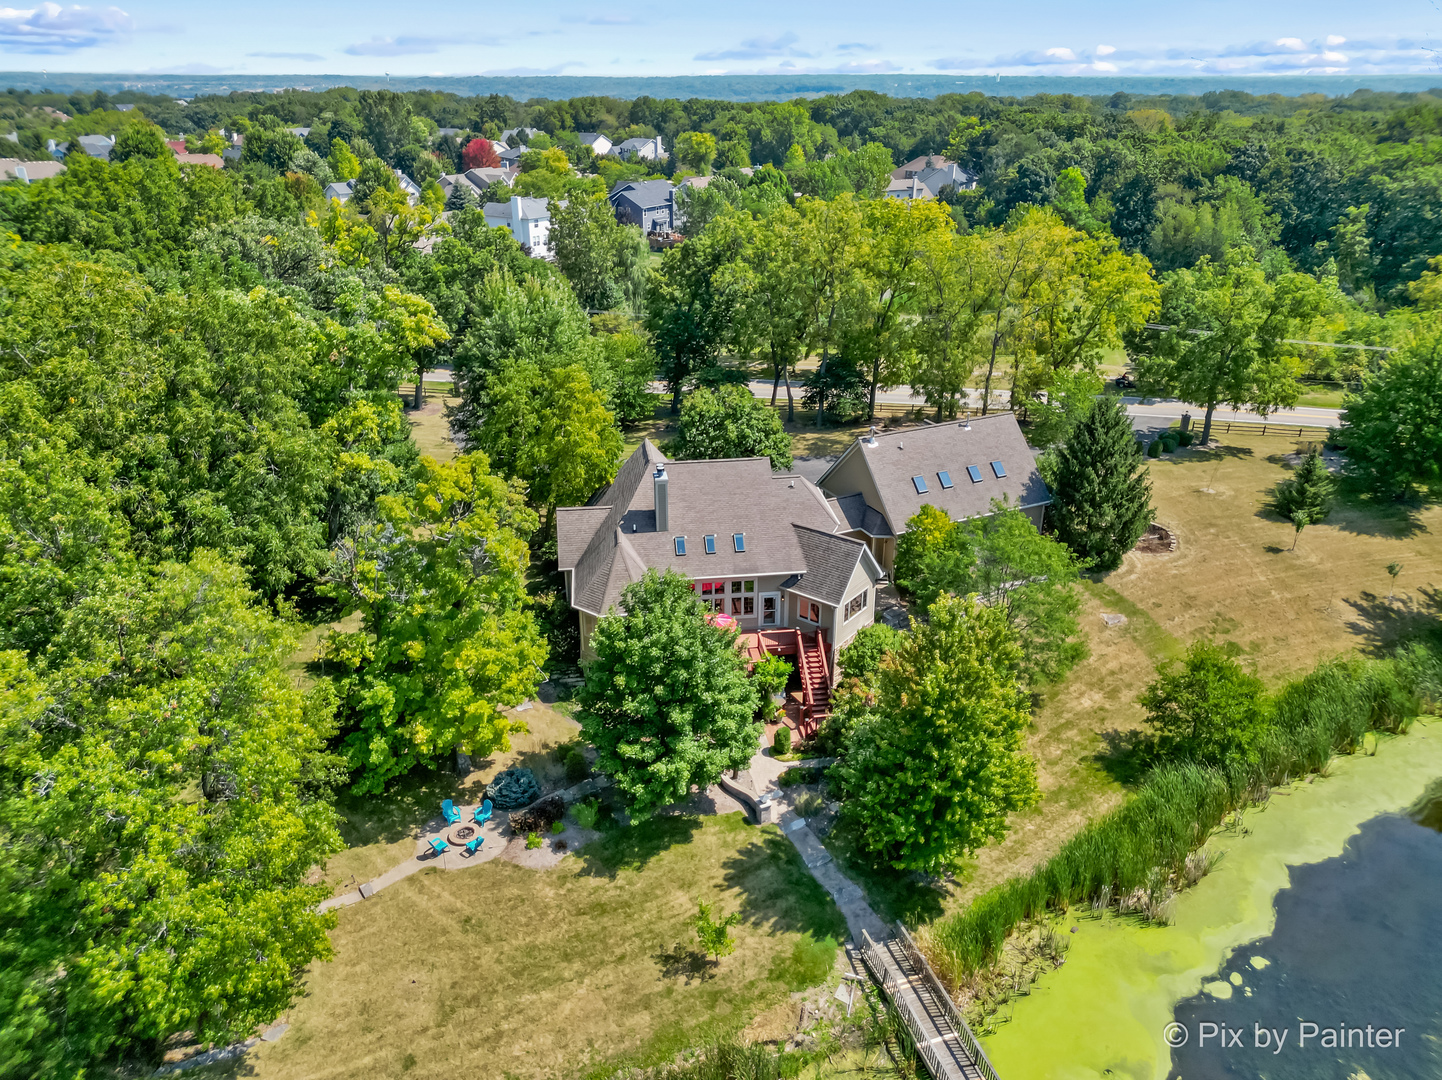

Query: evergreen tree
left=1047, top=397, right=1155, bottom=572
left=1269, top=446, right=1334, bottom=525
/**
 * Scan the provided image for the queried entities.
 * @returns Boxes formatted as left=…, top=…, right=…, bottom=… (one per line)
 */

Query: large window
left=798, top=600, right=821, bottom=623
left=844, top=590, right=868, bottom=621
left=697, top=579, right=756, bottom=616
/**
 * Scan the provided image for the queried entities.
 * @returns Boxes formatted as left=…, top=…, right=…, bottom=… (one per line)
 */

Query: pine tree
left=1047, top=397, right=1155, bottom=572
left=1269, top=447, right=1334, bottom=526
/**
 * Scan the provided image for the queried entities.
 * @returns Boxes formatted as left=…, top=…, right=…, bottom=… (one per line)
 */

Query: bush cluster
left=510, top=796, right=566, bottom=835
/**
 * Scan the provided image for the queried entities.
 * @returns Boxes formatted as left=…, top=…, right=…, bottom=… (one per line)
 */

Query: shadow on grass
left=332, top=766, right=468, bottom=849
left=819, top=821, right=949, bottom=928
left=1328, top=482, right=1433, bottom=540
left=719, top=828, right=847, bottom=940
left=1092, top=727, right=1154, bottom=788
left=1343, top=588, right=1442, bottom=653
left=578, top=813, right=706, bottom=879
left=653, top=942, right=716, bottom=984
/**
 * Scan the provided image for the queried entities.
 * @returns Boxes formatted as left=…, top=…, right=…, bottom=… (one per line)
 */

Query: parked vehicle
left=1114, top=374, right=1136, bottom=389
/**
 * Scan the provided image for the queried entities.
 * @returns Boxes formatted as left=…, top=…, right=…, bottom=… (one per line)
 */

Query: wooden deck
left=735, top=628, right=831, bottom=736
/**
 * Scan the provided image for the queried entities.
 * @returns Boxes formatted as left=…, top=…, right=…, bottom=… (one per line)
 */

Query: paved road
left=746, top=379, right=1342, bottom=435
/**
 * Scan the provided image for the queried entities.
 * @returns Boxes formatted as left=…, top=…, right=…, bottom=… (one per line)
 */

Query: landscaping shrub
left=837, top=623, right=903, bottom=684
left=751, top=654, right=791, bottom=720
left=510, top=795, right=565, bottom=834
left=772, top=725, right=792, bottom=756
left=923, top=641, right=1441, bottom=985
left=1178, top=429, right=1195, bottom=447
left=573, top=798, right=601, bottom=830
left=525, top=832, right=543, bottom=849
left=778, top=766, right=821, bottom=787
left=564, top=748, right=590, bottom=784
left=551, top=820, right=566, bottom=834
left=489, top=766, right=542, bottom=809
left=1147, top=439, right=1161, bottom=458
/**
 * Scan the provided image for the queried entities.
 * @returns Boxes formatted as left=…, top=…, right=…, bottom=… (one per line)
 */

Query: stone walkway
left=744, top=734, right=889, bottom=943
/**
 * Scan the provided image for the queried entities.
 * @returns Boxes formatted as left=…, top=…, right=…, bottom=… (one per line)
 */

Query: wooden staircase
left=797, top=629, right=831, bottom=738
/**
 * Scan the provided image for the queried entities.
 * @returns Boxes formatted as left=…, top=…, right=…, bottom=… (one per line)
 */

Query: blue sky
left=0, top=0, right=1437, bottom=78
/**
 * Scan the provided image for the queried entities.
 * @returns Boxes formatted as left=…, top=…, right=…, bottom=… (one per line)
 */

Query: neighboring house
left=483, top=195, right=555, bottom=256
left=287, top=127, right=310, bottom=138
left=884, top=161, right=978, bottom=201
left=557, top=441, right=885, bottom=681
left=677, top=175, right=711, bottom=190
left=0, top=158, right=66, bottom=183
left=165, top=139, right=186, bottom=155
left=72, top=134, right=115, bottom=161
left=113, top=103, right=135, bottom=112
left=394, top=170, right=423, bottom=204
left=175, top=153, right=224, bottom=169
left=438, top=167, right=513, bottom=201
left=222, top=146, right=242, bottom=162
left=608, top=178, right=677, bottom=233
left=815, top=413, right=1050, bottom=573
left=616, top=136, right=665, bottom=161
left=578, top=132, right=612, bottom=157
left=322, top=179, right=355, bottom=202
left=436, top=127, right=462, bottom=139
left=497, top=144, right=527, bottom=165
left=500, top=126, right=539, bottom=145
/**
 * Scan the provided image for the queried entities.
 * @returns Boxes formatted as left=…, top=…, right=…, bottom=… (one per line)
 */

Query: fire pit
left=451, top=824, right=477, bottom=843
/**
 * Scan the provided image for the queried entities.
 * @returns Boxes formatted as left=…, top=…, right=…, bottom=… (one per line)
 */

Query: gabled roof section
left=818, top=413, right=1049, bottom=534
left=567, top=440, right=668, bottom=615
left=787, top=526, right=882, bottom=606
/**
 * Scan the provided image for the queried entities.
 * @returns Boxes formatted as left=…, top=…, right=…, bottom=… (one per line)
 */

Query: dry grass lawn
left=401, top=393, right=460, bottom=463
left=230, top=814, right=845, bottom=1080
left=836, top=430, right=1442, bottom=924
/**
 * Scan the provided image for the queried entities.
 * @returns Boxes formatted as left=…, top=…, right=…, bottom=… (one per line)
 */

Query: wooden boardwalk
left=859, top=927, right=1000, bottom=1080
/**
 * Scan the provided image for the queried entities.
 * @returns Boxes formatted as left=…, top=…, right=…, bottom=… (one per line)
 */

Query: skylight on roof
left=938, top=470, right=953, bottom=489
left=704, top=534, right=716, bottom=554
left=733, top=533, right=746, bottom=552
left=966, top=465, right=983, bottom=483
left=991, top=461, right=1007, bottom=478
left=912, top=475, right=929, bottom=494
left=674, top=536, right=686, bottom=556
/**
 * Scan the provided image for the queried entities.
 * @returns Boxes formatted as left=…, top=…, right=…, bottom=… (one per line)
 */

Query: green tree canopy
left=836, top=594, right=1039, bottom=874
left=324, top=453, right=547, bottom=793
left=1268, top=446, right=1335, bottom=524
left=1333, top=323, right=1442, bottom=501
left=1046, top=396, right=1156, bottom=572
left=578, top=571, right=759, bottom=817
left=668, top=383, right=793, bottom=469
left=1131, top=250, right=1326, bottom=443
left=1139, top=640, right=1269, bottom=766
left=0, top=553, right=343, bottom=1075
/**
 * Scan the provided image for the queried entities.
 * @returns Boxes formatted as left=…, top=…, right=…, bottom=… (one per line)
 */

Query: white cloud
left=695, top=32, right=810, bottom=61
left=249, top=51, right=324, bottom=61
left=946, top=34, right=1434, bottom=76
left=0, top=2, right=132, bottom=52
left=1326, top=34, right=1347, bottom=46
left=345, top=36, right=447, bottom=57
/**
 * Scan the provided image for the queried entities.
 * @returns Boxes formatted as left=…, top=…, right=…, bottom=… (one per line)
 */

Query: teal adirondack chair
left=472, top=799, right=493, bottom=825
left=429, top=837, right=449, bottom=857
left=465, top=836, right=483, bottom=856
left=442, top=799, right=461, bottom=824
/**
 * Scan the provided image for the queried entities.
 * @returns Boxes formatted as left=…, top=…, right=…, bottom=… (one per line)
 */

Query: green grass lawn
left=232, top=813, right=844, bottom=1080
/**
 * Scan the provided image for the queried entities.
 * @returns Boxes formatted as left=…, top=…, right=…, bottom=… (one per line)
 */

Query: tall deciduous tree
left=549, top=193, right=644, bottom=312
left=792, top=196, right=867, bottom=425
left=836, top=594, right=1039, bottom=874
left=1333, top=324, right=1442, bottom=501
left=0, top=554, right=343, bottom=1074
left=462, top=137, right=501, bottom=169
left=1047, top=397, right=1155, bottom=572
left=578, top=571, right=759, bottom=817
left=731, top=204, right=809, bottom=420
left=325, top=453, right=547, bottom=793
left=1131, top=250, right=1326, bottom=444
left=895, top=502, right=1086, bottom=687
left=669, top=383, right=793, bottom=469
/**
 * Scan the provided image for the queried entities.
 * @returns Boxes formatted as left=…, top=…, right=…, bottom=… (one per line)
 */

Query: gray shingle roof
left=609, top=179, right=674, bottom=207
left=559, top=441, right=879, bottom=617
left=788, top=527, right=873, bottom=606
left=819, top=413, right=1049, bottom=533
left=828, top=494, right=893, bottom=537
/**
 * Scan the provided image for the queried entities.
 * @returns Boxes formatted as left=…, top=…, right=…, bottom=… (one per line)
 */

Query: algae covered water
left=981, top=722, right=1442, bottom=1080
left=1167, top=809, right=1442, bottom=1079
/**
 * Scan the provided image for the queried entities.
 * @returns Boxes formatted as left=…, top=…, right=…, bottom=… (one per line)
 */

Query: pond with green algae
left=979, top=721, right=1442, bottom=1080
